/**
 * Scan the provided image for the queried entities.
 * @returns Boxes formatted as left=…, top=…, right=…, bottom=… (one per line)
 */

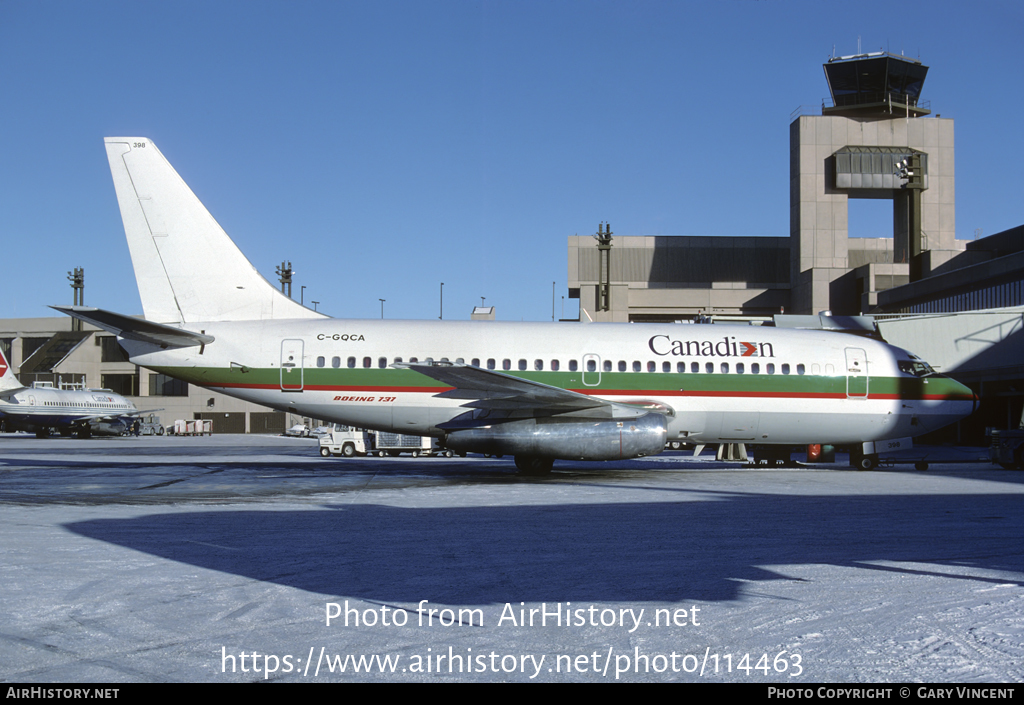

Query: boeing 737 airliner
left=55, top=138, right=976, bottom=471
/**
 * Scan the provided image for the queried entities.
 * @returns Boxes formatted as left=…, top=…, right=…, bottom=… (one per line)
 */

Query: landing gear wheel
left=856, top=454, right=878, bottom=471
left=319, top=447, right=331, bottom=457
left=444, top=450, right=454, bottom=458
left=514, top=456, right=554, bottom=475
left=342, top=443, right=356, bottom=457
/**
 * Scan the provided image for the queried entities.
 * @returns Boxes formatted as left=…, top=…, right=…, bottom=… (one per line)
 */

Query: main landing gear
left=850, top=452, right=878, bottom=471
left=514, top=456, right=553, bottom=475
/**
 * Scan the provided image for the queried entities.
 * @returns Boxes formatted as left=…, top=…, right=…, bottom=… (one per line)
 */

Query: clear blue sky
left=1, top=0, right=1021, bottom=321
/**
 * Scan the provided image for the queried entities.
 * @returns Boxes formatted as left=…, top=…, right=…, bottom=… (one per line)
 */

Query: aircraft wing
left=395, top=362, right=654, bottom=419
left=77, top=413, right=129, bottom=424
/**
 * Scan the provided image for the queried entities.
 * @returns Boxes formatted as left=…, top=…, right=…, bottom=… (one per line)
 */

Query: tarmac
left=1, top=434, right=1022, bottom=683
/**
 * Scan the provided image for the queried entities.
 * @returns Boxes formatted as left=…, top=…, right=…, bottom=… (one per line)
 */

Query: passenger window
left=721, top=362, right=729, bottom=374
left=409, top=357, right=418, bottom=363
left=471, top=358, right=480, bottom=367
left=569, top=360, right=578, bottom=371
left=781, top=364, right=790, bottom=375
left=518, top=359, right=527, bottom=371
left=316, top=356, right=325, bottom=368
left=456, top=358, right=464, bottom=365
left=618, top=360, right=627, bottom=372
left=363, top=357, right=371, bottom=368
left=647, top=361, right=656, bottom=372
left=487, top=359, right=495, bottom=370
left=632, top=361, right=641, bottom=372
left=534, top=359, right=544, bottom=371
left=603, top=360, right=612, bottom=372
left=751, top=363, right=759, bottom=374
left=736, top=363, right=744, bottom=374
left=378, top=357, right=387, bottom=369
left=797, top=364, right=805, bottom=375
left=767, top=363, right=775, bottom=374
left=503, top=359, right=511, bottom=370
left=332, top=356, right=341, bottom=368
left=550, top=359, right=560, bottom=371
left=393, top=357, right=402, bottom=364
left=347, top=357, right=356, bottom=368
left=662, top=361, right=671, bottom=373
left=586, top=359, right=596, bottom=372
left=706, top=362, right=714, bottom=374
left=691, top=362, right=699, bottom=373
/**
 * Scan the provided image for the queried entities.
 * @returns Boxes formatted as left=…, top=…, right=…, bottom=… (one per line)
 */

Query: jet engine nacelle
left=444, top=413, right=668, bottom=460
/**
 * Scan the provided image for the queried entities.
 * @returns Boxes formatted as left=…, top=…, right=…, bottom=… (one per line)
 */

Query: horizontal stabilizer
left=51, top=306, right=214, bottom=349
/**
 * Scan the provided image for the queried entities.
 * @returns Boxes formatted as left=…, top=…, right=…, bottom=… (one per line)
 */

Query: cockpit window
left=899, top=360, right=935, bottom=377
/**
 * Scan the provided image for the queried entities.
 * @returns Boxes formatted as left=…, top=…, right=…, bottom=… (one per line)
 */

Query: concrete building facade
left=790, top=113, right=960, bottom=315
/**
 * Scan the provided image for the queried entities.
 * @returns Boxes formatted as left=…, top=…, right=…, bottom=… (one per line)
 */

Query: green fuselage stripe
left=149, top=366, right=971, bottom=401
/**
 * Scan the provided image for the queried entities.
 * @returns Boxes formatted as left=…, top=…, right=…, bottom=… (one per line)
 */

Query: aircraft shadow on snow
left=64, top=488, right=1024, bottom=605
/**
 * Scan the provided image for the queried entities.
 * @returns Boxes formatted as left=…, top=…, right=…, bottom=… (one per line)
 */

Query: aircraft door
left=582, top=353, right=601, bottom=387
left=281, top=339, right=304, bottom=391
left=845, top=347, right=868, bottom=398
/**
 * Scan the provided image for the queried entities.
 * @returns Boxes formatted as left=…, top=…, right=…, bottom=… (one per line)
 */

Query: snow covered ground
left=1, top=435, right=1021, bottom=682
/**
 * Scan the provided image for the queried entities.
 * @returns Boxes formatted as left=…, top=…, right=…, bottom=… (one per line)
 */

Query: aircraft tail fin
left=104, top=137, right=324, bottom=325
left=0, top=348, right=23, bottom=392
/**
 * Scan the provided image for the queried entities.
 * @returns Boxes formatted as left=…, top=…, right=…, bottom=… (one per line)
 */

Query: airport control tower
left=789, top=52, right=958, bottom=315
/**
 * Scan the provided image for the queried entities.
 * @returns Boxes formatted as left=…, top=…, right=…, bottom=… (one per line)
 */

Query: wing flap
left=395, top=362, right=644, bottom=418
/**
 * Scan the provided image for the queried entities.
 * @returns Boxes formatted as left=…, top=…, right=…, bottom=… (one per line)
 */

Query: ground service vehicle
left=319, top=426, right=373, bottom=457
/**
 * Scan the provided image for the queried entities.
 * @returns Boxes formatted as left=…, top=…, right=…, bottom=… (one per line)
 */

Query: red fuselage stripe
left=211, top=381, right=972, bottom=402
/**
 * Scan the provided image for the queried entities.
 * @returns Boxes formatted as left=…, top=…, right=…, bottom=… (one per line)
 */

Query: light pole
left=301, top=285, right=306, bottom=306
left=379, top=299, right=385, bottom=319
left=276, top=261, right=293, bottom=298
left=311, top=301, right=319, bottom=312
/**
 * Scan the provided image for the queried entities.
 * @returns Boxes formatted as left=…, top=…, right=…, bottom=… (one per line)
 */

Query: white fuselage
left=0, top=385, right=138, bottom=435
left=122, top=317, right=975, bottom=447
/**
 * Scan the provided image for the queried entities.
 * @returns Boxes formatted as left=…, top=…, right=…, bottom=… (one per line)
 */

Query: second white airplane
left=0, top=349, right=141, bottom=438
left=56, top=137, right=976, bottom=472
